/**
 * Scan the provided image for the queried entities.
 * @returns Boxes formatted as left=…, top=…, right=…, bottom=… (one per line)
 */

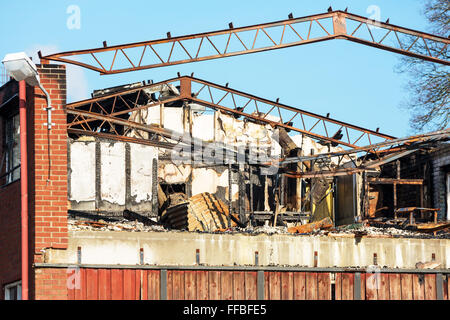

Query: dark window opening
left=1, top=113, right=20, bottom=185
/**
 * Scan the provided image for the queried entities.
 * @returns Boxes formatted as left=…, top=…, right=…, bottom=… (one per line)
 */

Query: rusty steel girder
left=41, top=10, right=449, bottom=74
left=65, top=76, right=396, bottom=149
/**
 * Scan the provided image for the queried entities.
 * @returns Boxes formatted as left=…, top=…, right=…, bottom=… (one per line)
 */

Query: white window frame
left=4, top=280, right=22, bottom=300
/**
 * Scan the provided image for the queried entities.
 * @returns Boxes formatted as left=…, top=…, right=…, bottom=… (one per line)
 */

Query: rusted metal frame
left=365, top=23, right=375, bottom=42
left=41, top=11, right=450, bottom=74
left=67, top=128, right=177, bottom=149
left=422, top=38, right=432, bottom=57
left=195, top=37, right=204, bottom=58
left=345, top=34, right=449, bottom=65
left=277, top=106, right=283, bottom=123
left=350, top=21, right=363, bottom=37
left=230, top=93, right=237, bottom=109
left=307, top=20, right=313, bottom=39
left=378, top=29, right=392, bottom=45
left=149, top=44, right=165, bottom=63
left=308, top=118, right=321, bottom=132
left=177, top=40, right=193, bottom=59
left=189, top=96, right=355, bottom=148
left=110, top=50, right=118, bottom=71
left=68, top=97, right=181, bottom=127
left=190, top=77, right=395, bottom=141
left=66, top=77, right=180, bottom=108
left=216, top=91, right=230, bottom=105
left=406, top=36, right=420, bottom=52
left=322, top=120, right=329, bottom=137
left=314, top=18, right=331, bottom=35
left=288, top=23, right=303, bottom=40
left=90, top=53, right=107, bottom=73
left=120, top=49, right=136, bottom=68
left=138, top=46, right=147, bottom=67
left=260, top=27, right=277, bottom=46
left=233, top=31, right=248, bottom=50
left=279, top=24, right=286, bottom=44
left=367, top=178, right=423, bottom=185
left=167, top=41, right=176, bottom=62
left=194, top=83, right=207, bottom=97
left=206, top=36, right=222, bottom=54
left=394, top=31, right=404, bottom=50
left=261, top=104, right=277, bottom=120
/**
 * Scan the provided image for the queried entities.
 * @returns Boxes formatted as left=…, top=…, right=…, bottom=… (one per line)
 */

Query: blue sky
left=0, top=0, right=434, bottom=139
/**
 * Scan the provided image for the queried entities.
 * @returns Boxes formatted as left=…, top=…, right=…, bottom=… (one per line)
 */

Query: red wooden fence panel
left=66, top=268, right=446, bottom=301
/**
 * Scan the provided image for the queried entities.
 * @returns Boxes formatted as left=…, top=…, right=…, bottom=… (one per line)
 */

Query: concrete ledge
left=43, top=230, right=450, bottom=269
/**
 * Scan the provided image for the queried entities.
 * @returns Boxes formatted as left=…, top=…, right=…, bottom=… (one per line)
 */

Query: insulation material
left=100, top=142, right=126, bottom=205
left=192, top=168, right=228, bottom=196
left=130, top=143, right=156, bottom=203
left=163, top=107, right=184, bottom=133
left=69, top=141, right=96, bottom=202
left=159, top=163, right=191, bottom=184
left=192, top=113, right=214, bottom=142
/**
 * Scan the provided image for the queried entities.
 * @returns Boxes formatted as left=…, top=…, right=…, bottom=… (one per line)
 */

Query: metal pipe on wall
left=19, top=80, right=29, bottom=300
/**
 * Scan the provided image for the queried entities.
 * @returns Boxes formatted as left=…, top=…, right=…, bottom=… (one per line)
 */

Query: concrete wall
left=69, top=139, right=157, bottom=212
left=45, top=231, right=450, bottom=270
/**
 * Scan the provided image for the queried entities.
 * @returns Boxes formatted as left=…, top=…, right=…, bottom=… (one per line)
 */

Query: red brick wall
left=29, top=64, right=68, bottom=299
left=34, top=268, right=68, bottom=300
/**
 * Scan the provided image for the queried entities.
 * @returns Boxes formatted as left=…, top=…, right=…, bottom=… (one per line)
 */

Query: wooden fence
left=66, top=268, right=449, bottom=300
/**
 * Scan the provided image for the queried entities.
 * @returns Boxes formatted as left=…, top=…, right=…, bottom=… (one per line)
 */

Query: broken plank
left=412, top=274, right=425, bottom=300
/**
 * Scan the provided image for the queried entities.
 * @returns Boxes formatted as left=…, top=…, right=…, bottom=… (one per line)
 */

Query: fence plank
left=360, top=273, right=366, bottom=300
left=268, top=272, right=281, bottom=300
left=147, top=270, right=160, bottom=300
left=293, top=272, right=306, bottom=300
left=98, top=269, right=111, bottom=300
left=245, top=272, right=258, bottom=300
left=389, top=274, right=401, bottom=300
left=444, top=275, right=449, bottom=300
left=233, top=271, right=245, bottom=300
left=400, top=274, right=413, bottom=300
left=123, top=269, right=136, bottom=300
left=196, top=271, right=208, bottom=300
left=184, top=271, right=196, bottom=300
left=281, top=272, right=293, bottom=300
left=86, top=269, right=98, bottom=300
left=424, top=274, right=436, bottom=300
left=221, top=271, right=233, bottom=300
left=335, top=273, right=342, bottom=300
left=306, top=272, right=318, bottom=300
left=341, top=273, right=353, bottom=300
left=173, top=270, right=185, bottom=300
left=317, top=273, right=331, bottom=300
left=111, top=269, right=123, bottom=300
left=167, top=270, right=173, bottom=300
left=209, top=271, right=221, bottom=300
left=264, top=272, right=269, bottom=300
left=365, top=272, right=378, bottom=300
left=412, top=274, right=425, bottom=300
left=377, top=273, right=389, bottom=300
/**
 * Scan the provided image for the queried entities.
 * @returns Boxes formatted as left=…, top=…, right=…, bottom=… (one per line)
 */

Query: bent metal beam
left=41, top=10, right=449, bottom=75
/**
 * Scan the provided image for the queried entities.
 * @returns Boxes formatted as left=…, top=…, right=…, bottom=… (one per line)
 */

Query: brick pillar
left=30, top=64, right=68, bottom=299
